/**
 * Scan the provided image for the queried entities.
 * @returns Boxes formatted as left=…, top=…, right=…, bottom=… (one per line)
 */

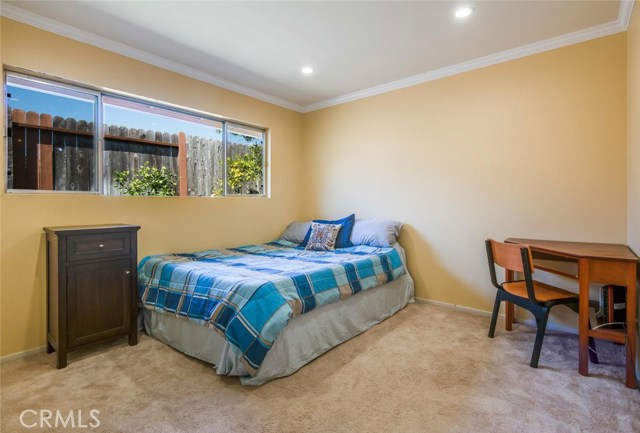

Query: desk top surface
left=505, top=238, right=639, bottom=262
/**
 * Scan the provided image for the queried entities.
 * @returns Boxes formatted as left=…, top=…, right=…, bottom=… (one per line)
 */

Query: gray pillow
left=280, top=221, right=311, bottom=244
left=349, top=219, right=403, bottom=247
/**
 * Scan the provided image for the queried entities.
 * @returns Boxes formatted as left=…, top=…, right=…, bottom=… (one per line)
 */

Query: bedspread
left=138, top=240, right=406, bottom=375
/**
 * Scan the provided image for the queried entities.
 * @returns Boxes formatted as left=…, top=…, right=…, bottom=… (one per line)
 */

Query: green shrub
left=227, top=144, right=263, bottom=194
left=114, top=161, right=178, bottom=196
left=211, top=144, right=264, bottom=196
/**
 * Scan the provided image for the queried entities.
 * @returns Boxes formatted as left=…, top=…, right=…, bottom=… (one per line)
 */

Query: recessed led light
left=302, top=66, right=314, bottom=75
left=455, top=6, right=473, bottom=19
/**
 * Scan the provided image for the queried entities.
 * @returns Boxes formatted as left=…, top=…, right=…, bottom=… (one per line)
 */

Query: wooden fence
left=8, top=108, right=254, bottom=196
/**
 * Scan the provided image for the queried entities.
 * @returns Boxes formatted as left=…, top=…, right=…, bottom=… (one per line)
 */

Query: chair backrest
left=485, top=239, right=537, bottom=302
left=488, top=239, right=534, bottom=274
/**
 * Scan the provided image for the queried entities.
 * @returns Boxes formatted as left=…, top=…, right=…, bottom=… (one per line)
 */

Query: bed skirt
left=142, top=269, right=414, bottom=385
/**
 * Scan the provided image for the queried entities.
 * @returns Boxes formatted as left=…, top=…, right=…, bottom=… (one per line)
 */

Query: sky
left=7, top=83, right=263, bottom=145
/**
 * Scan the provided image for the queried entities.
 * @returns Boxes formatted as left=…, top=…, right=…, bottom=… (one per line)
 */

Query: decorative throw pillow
left=300, top=214, right=355, bottom=248
left=305, top=223, right=342, bottom=251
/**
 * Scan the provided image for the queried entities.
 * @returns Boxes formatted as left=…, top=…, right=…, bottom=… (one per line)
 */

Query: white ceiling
left=1, top=1, right=632, bottom=112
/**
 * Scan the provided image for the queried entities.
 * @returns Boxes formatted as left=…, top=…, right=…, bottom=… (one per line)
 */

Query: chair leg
left=530, top=310, right=550, bottom=368
left=488, top=294, right=501, bottom=338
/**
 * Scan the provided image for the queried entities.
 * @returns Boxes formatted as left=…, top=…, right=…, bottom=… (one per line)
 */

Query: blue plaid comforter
left=138, top=240, right=406, bottom=375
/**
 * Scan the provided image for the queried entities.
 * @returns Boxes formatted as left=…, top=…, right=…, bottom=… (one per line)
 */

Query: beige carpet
left=1, top=303, right=638, bottom=433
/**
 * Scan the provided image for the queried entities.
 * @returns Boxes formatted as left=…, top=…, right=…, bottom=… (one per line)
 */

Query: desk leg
left=578, top=259, right=590, bottom=377
left=505, top=269, right=514, bottom=331
left=625, top=263, right=637, bottom=389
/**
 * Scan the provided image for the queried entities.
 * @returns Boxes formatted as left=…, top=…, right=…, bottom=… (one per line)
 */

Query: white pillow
left=280, top=221, right=311, bottom=244
left=349, top=219, right=403, bottom=247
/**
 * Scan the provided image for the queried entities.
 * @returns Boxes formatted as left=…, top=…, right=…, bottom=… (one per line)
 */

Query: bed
left=138, top=220, right=414, bottom=385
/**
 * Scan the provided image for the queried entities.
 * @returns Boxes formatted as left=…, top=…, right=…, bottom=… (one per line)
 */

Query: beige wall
left=302, top=34, right=628, bottom=325
left=0, top=18, right=304, bottom=356
left=626, top=5, right=640, bottom=375
left=0, top=17, right=633, bottom=359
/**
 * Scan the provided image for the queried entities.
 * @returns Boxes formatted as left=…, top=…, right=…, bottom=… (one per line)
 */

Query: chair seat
left=502, top=280, right=577, bottom=302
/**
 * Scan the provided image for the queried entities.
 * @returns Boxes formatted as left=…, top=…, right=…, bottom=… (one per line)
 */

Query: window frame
left=3, top=68, right=268, bottom=197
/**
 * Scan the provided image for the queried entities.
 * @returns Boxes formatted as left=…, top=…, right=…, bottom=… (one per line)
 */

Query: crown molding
left=619, top=0, right=635, bottom=29
left=1, top=1, right=634, bottom=114
left=301, top=1, right=632, bottom=113
left=0, top=3, right=304, bottom=113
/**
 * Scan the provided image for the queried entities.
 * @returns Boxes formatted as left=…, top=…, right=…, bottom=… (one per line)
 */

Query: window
left=6, top=75, right=98, bottom=191
left=226, top=124, right=265, bottom=196
left=102, top=96, right=224, bottom=196
left=4, top=72, right=267, bottom=197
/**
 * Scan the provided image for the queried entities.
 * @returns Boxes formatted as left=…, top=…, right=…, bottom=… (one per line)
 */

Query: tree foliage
left=228, top=144, right=263, bottom=194
left=114, top=161, right=178, bottom=196
left=212, top=144, right=263, bottom=196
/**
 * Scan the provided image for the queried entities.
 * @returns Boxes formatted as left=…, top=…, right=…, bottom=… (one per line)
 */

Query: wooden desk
left=505, top=238, right=638, bottom=389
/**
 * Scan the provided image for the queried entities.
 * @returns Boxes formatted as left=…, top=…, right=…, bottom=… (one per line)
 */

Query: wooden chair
left=485, top=239, right=580, bottom=368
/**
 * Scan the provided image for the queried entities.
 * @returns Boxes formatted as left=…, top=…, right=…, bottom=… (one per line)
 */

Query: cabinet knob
left=125, top=270, right=131, bottom=275
left=98, top=244, right=104, bottom=248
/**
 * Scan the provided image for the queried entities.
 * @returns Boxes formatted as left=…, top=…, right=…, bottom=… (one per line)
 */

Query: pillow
left=349, top=219, right=403, bottom=247
left=305, top=223, right=342, bottom=251
left=280, top=221, right=311, bottom=244
left=301, top=214, right=355, bottom=248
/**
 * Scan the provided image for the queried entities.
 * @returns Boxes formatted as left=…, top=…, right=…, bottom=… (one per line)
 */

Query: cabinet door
left=67, top=258, right=131, bottom=348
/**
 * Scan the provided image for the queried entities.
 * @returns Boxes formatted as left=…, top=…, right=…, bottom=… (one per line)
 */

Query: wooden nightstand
left=44, top=224, right=140, bottom=368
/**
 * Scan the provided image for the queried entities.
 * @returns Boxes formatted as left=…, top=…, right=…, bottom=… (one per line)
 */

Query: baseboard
left=414, top=297, right=494, bottom=317
left=414, top=297, right=577, bottom=334
left=0, top=345, right=46, bottom=364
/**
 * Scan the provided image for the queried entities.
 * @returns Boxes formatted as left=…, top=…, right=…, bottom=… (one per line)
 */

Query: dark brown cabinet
left=44, top=224, right=140, bottom=368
